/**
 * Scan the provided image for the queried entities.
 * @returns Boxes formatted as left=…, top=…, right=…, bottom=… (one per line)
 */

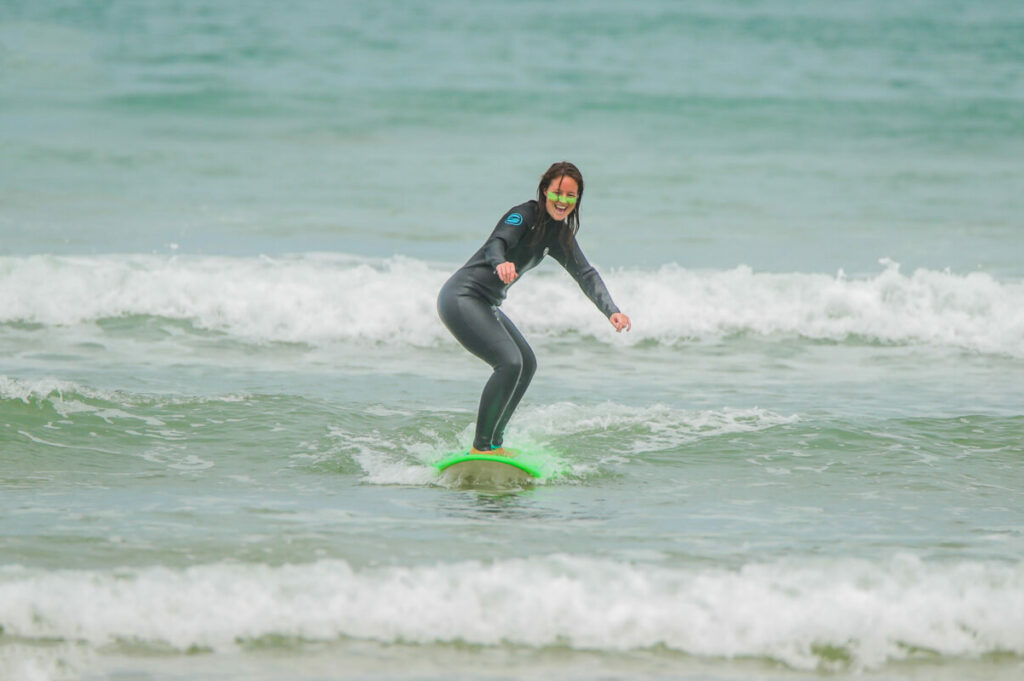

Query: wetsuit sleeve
left=482, top=207, right=532, bottom=269
left=551, top=239, right=621, bottom=319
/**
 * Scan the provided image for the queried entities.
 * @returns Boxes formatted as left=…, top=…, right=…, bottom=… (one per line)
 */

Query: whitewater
left=2, top=555, right=1022, bottom=673
left=2, top=254, right=1022, bottom=356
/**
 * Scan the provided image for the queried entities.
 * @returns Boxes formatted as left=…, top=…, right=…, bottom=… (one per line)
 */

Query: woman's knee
left=520, top=350, right=537, bottom=381
left=494, top=350, right=528, bottom=377
left=494, top=351, right=535, bottom=388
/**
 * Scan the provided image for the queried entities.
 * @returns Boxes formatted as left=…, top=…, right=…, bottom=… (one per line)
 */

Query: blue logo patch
left=504, top=213, right=523, bottom=226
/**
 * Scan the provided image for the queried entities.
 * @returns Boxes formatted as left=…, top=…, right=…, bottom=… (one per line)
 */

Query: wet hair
left=531, top=161, right=584, bottom=256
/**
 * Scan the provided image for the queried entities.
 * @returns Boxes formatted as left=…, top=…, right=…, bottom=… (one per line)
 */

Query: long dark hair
left=530, top=161, right=584, bottom=255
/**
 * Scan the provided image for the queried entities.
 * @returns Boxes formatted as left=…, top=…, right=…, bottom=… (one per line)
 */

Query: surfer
left=437, top=161, right=631, bottom=455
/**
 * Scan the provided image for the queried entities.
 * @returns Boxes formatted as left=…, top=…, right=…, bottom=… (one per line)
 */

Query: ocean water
left=2, top=1, right=1024, bottom=680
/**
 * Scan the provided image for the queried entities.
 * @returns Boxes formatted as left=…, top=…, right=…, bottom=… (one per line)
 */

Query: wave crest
left=2, top=254, right=1022, bottom=355
left=1, top=554, right=1021, bottom=671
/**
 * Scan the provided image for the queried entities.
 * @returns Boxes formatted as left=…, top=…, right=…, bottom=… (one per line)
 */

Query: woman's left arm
left=556, top=240, right=631, bottom=332
left=609, top=312, right=632, bottom=332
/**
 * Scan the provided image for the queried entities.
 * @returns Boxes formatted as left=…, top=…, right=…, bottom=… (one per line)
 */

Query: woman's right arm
left=483, top=205, right=532, bottom=282
left=495, top=261, right=518, bottom=283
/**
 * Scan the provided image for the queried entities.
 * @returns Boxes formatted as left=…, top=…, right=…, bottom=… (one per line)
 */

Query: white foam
left=0, top=253, right=448, bottom=346
left=1, top=555, right=1020, bottom=671
left=512, top=402, right=797, bottom=455
left=0, top=375, right=100, bottom=403
left=0, top=643, right=88, bottom=681
left=511, top=258, right=1024, bottom=355
left=333, top=426, right=440, bottom=486
left=0, top=375, right=250, bottom=411
left=2, top=254, right=1022, bottom=355
left=325, top=404, right=794, bottom=485
left=0, top=376, right=172, bottom=431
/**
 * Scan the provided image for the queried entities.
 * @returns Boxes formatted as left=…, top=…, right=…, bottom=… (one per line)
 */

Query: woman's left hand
left=609, top=313, right=631, bottom=333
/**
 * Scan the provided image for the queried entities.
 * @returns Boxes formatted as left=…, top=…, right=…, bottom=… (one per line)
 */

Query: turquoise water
left=2, top=2, right=1023, bottom=680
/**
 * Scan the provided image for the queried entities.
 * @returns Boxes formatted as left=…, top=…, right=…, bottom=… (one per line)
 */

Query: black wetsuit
left=437, top=200, right=620, bottom=451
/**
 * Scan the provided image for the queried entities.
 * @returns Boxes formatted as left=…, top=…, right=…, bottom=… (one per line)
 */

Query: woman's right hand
left=496, top=261, right=518, bottom=284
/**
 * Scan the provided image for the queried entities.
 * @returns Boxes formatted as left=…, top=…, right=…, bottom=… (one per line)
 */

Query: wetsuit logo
left=504, top=213, right=523, bottom=226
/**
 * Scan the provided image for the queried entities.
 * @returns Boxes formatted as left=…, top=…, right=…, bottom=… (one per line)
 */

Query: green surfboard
left=435, top=449, right=549, bottom=486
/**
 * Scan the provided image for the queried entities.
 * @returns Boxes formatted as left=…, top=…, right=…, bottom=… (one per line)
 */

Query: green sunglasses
left=546, top=191, right=577, bottom=205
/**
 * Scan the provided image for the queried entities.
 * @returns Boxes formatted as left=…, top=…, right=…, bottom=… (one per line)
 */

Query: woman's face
left=543, top=175, right=579, bottom=222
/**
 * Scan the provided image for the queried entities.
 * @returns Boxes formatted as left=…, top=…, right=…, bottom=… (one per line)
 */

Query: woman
left=437, top=161, right=631, bottom=455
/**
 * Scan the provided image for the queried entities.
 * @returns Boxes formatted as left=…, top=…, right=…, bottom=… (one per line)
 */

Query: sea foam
left=324, top=403, right=797, bottom=485
left=1, top=254, right=1022, bottom=355
left=0, top=554, right=1020, bottom=671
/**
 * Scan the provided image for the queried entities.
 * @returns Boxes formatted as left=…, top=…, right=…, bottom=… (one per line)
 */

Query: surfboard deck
left=435, top=451, right=543, bottom=487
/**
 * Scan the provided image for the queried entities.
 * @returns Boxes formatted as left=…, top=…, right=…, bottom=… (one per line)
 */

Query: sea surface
left=2, top=2, right=1023, bottom=680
